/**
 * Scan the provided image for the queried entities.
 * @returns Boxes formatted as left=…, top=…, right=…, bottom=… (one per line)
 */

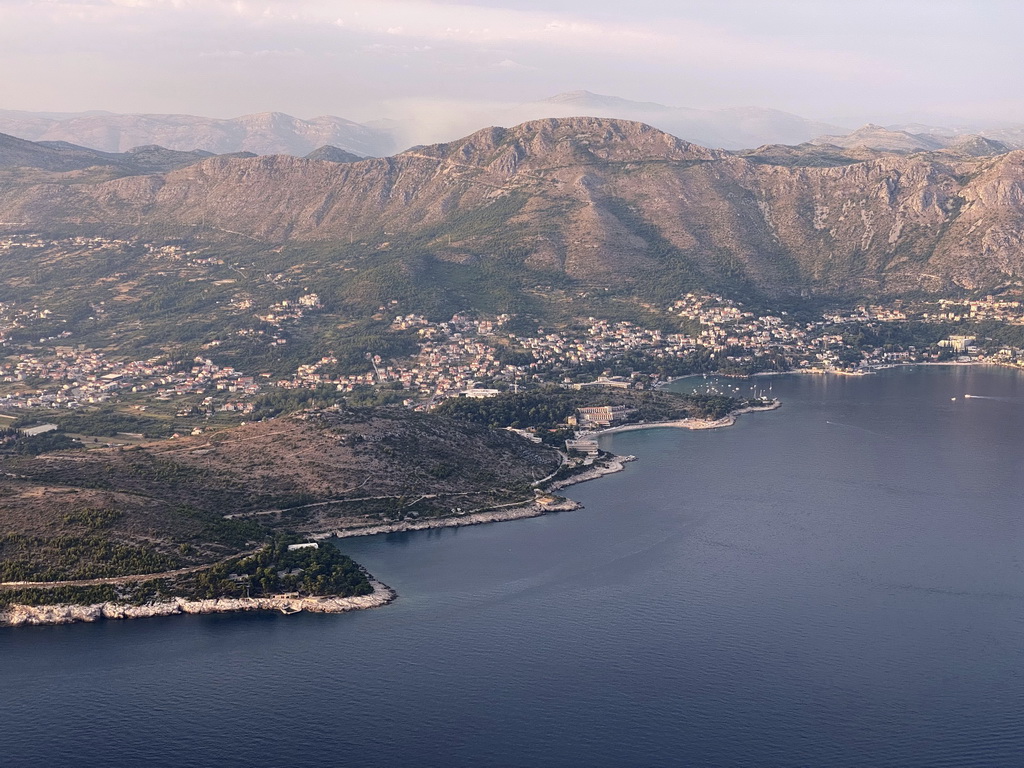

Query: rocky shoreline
left=0, top=578, right=396, bottom=628
left=316, top=456, right=634, bottom=540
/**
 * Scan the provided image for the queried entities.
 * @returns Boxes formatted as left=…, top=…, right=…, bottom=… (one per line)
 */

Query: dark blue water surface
left=3, top=366, right=1024, bottom=767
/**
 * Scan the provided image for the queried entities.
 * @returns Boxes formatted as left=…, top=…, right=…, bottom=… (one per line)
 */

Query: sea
left=2, top=365, right=1023, bottom=768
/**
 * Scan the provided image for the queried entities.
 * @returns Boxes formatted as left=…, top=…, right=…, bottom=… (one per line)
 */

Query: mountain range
left=0, top=94, right=843, bottom=157
left=1, top=116, right=1022, bottom=301
left=5, top=93, right=1024, bottom=159
left=812, top=124, right=1016, bottom=155
left=0, top=109, right=392, bottom=158
left=0, top=130, right=367, bottom=177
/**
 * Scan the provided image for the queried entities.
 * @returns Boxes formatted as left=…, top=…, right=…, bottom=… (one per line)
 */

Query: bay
left=2, top=365, right=1023, bottom=767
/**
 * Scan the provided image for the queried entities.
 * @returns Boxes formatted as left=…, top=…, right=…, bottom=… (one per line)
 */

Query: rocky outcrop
left=0, top=579, right=395, bottom=627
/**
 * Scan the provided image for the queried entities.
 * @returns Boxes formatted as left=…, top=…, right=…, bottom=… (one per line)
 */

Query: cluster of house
left=0, top=346, right=263, bottom=411
left=255, top=294, right=322, bottom=325
left=0, top=348, right=178, bottom=409
left=153, top=358, right=262, bottom=400
left=0, top=235, right=134, bottom=253
left=5, top=265, right=1024, bottom=419
left=922, top=297, right=1024, bottom=324
left=0, top=302, right=60, bottom=346
left=143, top=242, right=205, bottom=261
left=281, top=335, right=509, bottom=398
left=283, top=314, right=517, bottom=398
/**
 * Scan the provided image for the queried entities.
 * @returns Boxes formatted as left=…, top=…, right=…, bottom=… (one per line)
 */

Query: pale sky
left=3, top=0, right=1022, bottom=126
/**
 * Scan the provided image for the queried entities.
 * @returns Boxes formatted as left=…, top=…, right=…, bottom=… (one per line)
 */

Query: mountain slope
left=2, top=116, right=1024, bottom=297
left=0, top=132, right=125, bottom=172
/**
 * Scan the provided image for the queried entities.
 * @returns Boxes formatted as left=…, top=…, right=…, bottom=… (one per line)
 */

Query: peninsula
left=0, top=388, right=772, bottom=627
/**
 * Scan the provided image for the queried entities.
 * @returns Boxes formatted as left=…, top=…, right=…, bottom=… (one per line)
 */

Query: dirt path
left=0, top=548, right=260, bottom=590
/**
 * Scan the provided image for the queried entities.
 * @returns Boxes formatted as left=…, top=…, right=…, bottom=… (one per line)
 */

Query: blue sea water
left=2, top=365, right=1023, bottom=767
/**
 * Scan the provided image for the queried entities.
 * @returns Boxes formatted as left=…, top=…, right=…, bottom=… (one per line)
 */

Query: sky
left=2, top=0, right=1023, bottom=128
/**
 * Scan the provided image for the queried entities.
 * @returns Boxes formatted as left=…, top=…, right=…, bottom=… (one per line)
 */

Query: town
left=2, top=233, right=1024, bottom=431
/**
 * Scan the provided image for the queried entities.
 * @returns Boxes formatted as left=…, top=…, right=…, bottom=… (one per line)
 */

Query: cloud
left=0, top=0, right=1020, bottom=126
left=0, top=0, right=889, bottom=79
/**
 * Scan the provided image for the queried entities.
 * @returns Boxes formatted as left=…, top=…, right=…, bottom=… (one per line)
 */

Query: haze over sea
left=2, top=365, right=1022, bottom=767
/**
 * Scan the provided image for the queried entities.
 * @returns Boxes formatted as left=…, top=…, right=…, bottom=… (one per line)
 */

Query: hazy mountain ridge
left=0, top=131, right=247, bottom=174
left=0, top=109, right=392, bottom=158
left=0, top=92, right=856, bottom=158
left=814, top=124, right=1021, bottom=154
left=2, top=116, right=1024, bottom=298
left=503, top=91, right=848, bottom=150
left=813, top=124, right=948, bottom=152
left=303, top=145, right=364, bottom=163
left=6, top=95, right=1024, bottom=162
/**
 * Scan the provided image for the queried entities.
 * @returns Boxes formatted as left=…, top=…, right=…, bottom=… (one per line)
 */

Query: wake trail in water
left=963, top=394, right=1024, bottom=403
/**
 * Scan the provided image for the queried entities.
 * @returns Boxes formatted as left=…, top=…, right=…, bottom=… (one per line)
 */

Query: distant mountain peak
left=813, top=124, right=947, bottom=152
left=304, top=145, right=364, bottom=163
left=406, top=117, right=720, bottom=170
left=539, top=91, right=673, bottom=113
left=942, top=134, right=1011, bottom=157
left=516, top=93, right=846, bottom=149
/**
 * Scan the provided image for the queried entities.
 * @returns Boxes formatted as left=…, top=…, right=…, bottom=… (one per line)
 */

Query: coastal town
left=2, top=233, right=1024, bottom=432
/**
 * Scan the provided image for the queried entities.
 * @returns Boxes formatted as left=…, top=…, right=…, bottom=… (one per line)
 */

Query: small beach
left=588, top=400, right=781, bottom=437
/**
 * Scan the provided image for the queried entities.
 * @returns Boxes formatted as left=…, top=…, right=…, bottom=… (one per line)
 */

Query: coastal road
left=223, top=490, right=506, bottom=519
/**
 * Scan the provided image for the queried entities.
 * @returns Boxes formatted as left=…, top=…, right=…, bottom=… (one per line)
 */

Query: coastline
left=761, top=360, right=1019, bottom=378
left=0, top=578, right=396, bottom=628
left=0, top=400, right=775, bottom=628
left=0, top=459, right=633, bottom=628
left=316, top=455, right=636, bottom=540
